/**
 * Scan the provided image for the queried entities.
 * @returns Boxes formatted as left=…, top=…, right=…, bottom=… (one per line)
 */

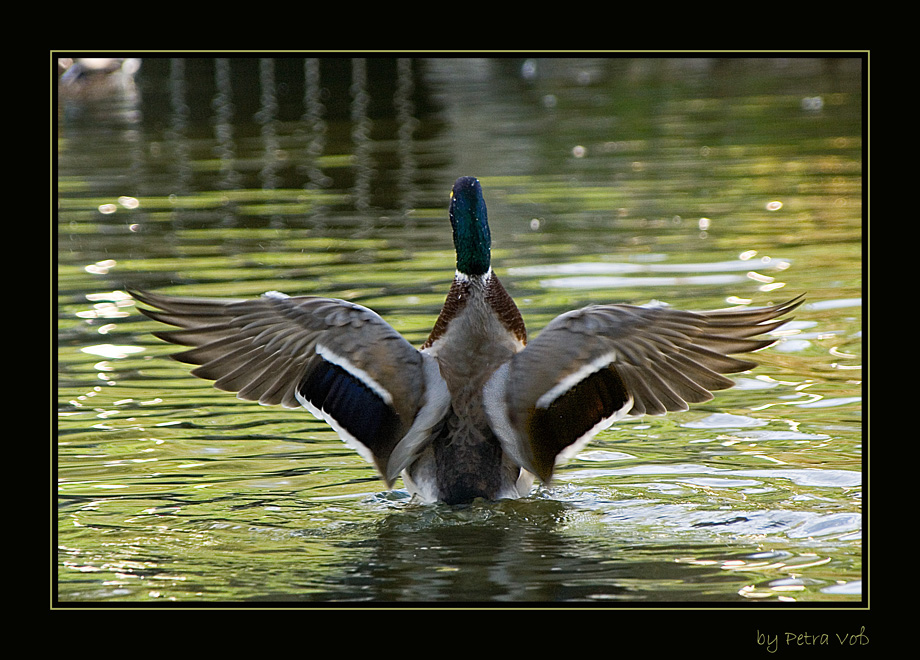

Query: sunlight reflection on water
left=57, top=56, right=863, bottom=604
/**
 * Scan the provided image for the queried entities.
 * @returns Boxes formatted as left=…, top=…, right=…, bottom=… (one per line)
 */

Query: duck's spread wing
left=130, top=289, right=449, bottom=485
left=484, top=296, right=802, bottom=483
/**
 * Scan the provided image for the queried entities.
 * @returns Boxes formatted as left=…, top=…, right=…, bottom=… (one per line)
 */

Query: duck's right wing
left=484, top=297, right=802, bottom=483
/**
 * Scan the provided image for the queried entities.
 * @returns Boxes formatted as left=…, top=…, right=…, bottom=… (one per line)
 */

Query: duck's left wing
left=483, top=296, right=802, bottom=483
left=129, top=289, right=449, bottom=486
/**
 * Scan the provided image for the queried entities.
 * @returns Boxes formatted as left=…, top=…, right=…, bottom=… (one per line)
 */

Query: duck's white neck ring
left=454, top=267, right=493, bottom=282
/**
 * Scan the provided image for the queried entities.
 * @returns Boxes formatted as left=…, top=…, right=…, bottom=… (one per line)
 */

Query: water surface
left=56, top=56, right=863, bottom=605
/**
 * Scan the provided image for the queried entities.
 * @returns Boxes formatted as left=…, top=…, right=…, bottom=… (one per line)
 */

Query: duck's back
left=407, top=272, right=530, bottom=503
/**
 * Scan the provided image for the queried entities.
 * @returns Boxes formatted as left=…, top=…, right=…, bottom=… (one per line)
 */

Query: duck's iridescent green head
left=449, top=176, right=491, bottom=277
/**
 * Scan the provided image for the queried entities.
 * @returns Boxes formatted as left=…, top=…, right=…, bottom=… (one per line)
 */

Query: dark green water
left=56, top=56, right=863, bottom=606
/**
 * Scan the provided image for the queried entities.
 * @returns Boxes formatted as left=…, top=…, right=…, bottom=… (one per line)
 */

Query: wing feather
left=130, top=289, right=449, bottom=484
left=484, top=296, right=802, bottom=482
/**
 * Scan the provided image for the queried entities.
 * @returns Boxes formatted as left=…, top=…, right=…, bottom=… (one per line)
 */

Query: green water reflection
left=56, top=56, right=863, bottom=604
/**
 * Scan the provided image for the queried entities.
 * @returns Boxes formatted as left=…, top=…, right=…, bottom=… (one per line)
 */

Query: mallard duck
left=130, top=176, right=802, bottom=504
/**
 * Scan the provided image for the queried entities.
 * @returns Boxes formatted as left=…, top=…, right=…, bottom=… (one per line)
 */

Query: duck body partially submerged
left=132, top=176, right=801, bottom=504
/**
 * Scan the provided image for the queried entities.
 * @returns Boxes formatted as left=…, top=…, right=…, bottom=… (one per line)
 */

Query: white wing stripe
left=315, top=343, right=394, bottom=405
left=535, top=351, right=617, bottom=409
